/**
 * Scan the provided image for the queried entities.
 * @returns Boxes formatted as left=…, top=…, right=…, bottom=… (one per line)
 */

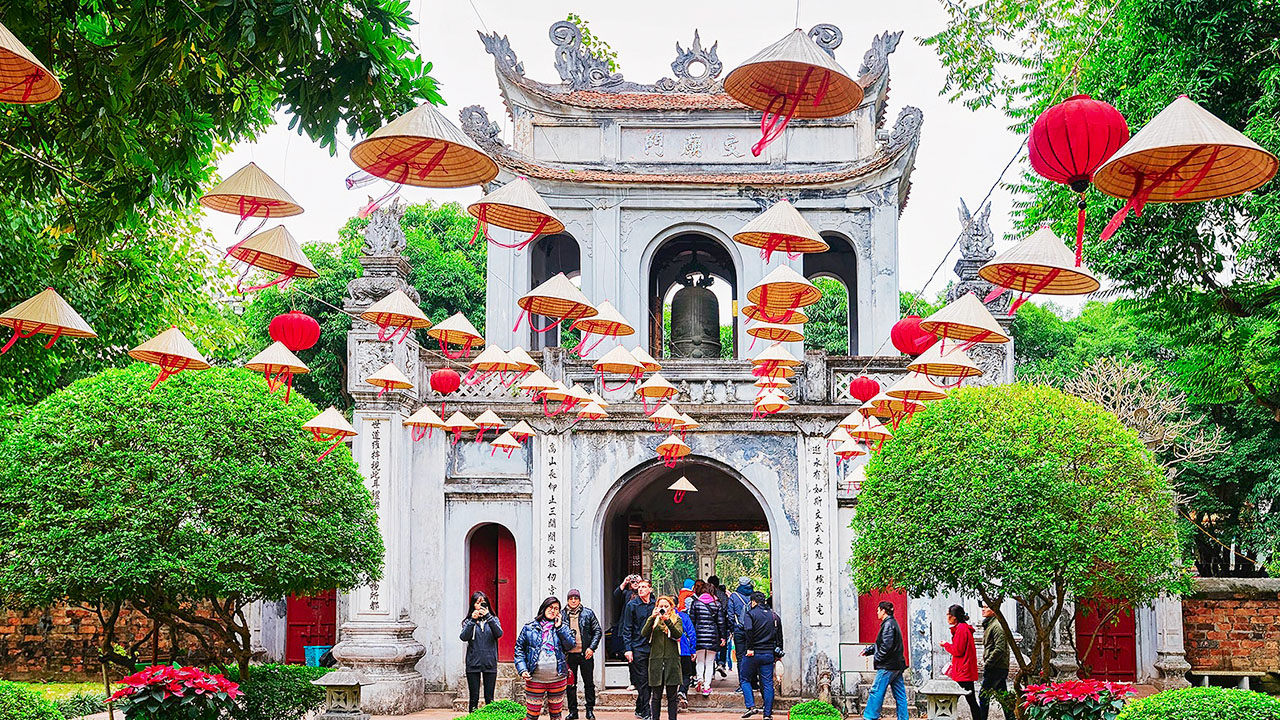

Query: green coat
left=982, top=615, right=1011, bottom=670
left=642, top=614, right=684, bottom=687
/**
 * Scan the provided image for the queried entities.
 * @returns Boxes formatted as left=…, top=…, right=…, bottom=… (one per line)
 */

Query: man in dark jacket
left=978, top=600, right=1010, bottom=720
left=738, top=592, right=782, bottom=720
left=620, top=580, right=657, bottom=719
left=565, top=589, right=602, bottom=720
left=861, top=601, right=907, bottom=720
left=726, top=578, right=754, bottom=665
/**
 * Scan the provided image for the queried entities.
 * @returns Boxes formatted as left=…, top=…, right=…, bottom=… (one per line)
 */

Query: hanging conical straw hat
left=747, top=265, right=823, bottom=310
left=428, top=312, right=484, bottom=346
left=668, top=476, right=698, bottom=493
left=518, top=272, right=598, bottom=322
left=631, top=345, right=662, bottom=373
left=978, top=225, right=1100, bottom=296
left=734, top=200, right=829, bottom=256
left=510, top=420, right=536, bottom=438
left=724, top=28, right=862, bottom=119
left=572, top=300, right=635, bottom=337
left=907, top=344, right=984, bottom=380
left=1094, top=95, right=1279, bottom=204
left=849, top=416, right=892, bottom=442
left=885, top=373, right=947, bottom=402
left=577, top=401, right=608, bottom=420
left=539, top=381, right=571, bottom=403
left=244, top=341, right=309, bottom=374
left=304, top=407, right=356, bottom=436
left=0, top=287, right=96, bottom=342
left=857, top=399, right=892, bottom=419
left=837, top=411, right=864, bottom=431
left=754, top=375, right=792, bottom=389
left=752, top=342, right=803, bottom=368
left=518, top=370, right=558, bottom=393
left=404, top=405, right=446, bottom=429
left=200, top=163, right=303, bottom=218
left=746, top=321, right=805, bottom=343
left=467, top=177, right=565, bottom=234
left=586, top=391, right=611, bottom=408
left=506, top=346, right=539, bottom=373
left=129, top=327, right=211, bottom=369
left=444, top=411, right=479, bottom=432
left=470, top=346, right=518, bottom=373
left=870, top=391, right=923, bottom=415
left=474, top=409, right=504, bottom=428
left=827, top=426, right=853, bottom=443
left=919, top=293, right=1011, bottom=344
left=492, top=430, right=522, bottom=451
left=675, top=413, right=699, bottom=431
left=0, top=22, right=61, bottom=104
left=636, top=373, right=677, bottom=398
left=755, top=389, right=790, bottom=413
left=350, top=103, right=498, bottom=188
left=651, top=403, right=685, bottom=426
left=594, top=345, right=645, bottom=376
left=365, top=362, right=414, bottom=391
left=360, top=290, right=432, bottom=330
left=741, top=304, right=808, bottom=325
left=657, top=434, right=692, bottom=457
left=834, top=439, right=866, bottom=459
left=228, top=226, right=320, bottom=279
left=565, top=384, right=593, bottom=403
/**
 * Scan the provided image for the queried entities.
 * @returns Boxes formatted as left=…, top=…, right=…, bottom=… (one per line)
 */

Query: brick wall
left=0, top=605, right=190, bottom=681
left=1182, top=577, right=1280, bottom=674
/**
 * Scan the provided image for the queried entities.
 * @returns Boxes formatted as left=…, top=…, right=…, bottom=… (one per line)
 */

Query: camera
left=659, top=608, right=667, bottom=616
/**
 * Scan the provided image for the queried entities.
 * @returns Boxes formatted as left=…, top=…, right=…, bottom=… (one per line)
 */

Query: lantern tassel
left=1075, top=196, right=1088, bottom=267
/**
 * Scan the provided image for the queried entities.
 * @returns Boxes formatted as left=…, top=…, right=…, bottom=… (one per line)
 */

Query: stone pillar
left=1152, top=594, right=1192, bottom=688
left=695, top=532, right=719, bottom=581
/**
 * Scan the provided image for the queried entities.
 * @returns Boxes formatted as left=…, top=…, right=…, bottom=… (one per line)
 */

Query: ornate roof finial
left=656, top=30, right=723, bottom=92
left=808, top=24, right=843, bottom=57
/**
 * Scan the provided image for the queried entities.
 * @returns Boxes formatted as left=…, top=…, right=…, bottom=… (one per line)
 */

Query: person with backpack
left=689, top=580, right=726, bottom=695
left=726, top=577, right=754, bottom=668
left=707, top=576, right=731, bottom=676
left=738, top=592, right=783, bottom=720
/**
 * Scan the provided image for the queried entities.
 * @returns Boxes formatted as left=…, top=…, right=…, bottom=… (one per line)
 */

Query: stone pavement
left=372, top=711, right=815, bottom=720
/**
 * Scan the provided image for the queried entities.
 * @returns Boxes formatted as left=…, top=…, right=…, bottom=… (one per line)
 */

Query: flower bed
left=1023, top=679, right=1135, bottom=720
left=109, top=666, right=241, bottom=720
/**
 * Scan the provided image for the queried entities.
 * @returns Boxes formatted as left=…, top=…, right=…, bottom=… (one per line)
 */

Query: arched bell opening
left=529, top=232, right=581, bottom=351
left=647, top=233, right=738, bottom=359
left=804, top=232, right=858, bottom=355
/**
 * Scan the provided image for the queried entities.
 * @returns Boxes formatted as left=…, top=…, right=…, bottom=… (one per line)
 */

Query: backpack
left=731, top=591, right=751, bottom=630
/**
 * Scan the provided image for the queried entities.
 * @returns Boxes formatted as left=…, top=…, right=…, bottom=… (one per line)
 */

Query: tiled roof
left=490, top=151, right=895, bottom=187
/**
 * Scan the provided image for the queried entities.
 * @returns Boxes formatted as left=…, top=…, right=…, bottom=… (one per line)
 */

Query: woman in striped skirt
left=516, top=596, right=576, bottom=720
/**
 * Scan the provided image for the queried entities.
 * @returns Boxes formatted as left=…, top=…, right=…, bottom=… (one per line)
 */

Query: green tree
left=565, top=14, right=620, bottom=72
left=0, top=365, right=383, bottom=680
left=805, top=277, right=849, bottom=355
left=850, top=384, right=1188, bottom=692
left=241, top=201, right=485, bottom=410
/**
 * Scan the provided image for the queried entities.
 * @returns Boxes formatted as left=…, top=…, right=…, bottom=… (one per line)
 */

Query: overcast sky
left=207, top=0, right=1026, bottom=303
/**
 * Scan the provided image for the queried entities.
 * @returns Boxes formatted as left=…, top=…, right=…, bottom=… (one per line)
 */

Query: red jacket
left=942, top=622, right=978, bottom=681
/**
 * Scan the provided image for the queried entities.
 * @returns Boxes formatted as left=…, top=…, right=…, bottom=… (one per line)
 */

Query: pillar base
left=1153, top=651, right=1192, bottom=689
left=332, top=612, right=427, bottom=715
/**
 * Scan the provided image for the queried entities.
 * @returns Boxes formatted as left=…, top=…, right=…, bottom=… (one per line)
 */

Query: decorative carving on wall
left=460, top=105, right=504, bottom=152
left=479, top=31, right=525, bottom=76
left=346, top=277, right=419, bottom=310
left=885, top=106, right=924, bottom=153
left=808, top=24, right=843, bottom=57
left=966, top=342, right=1011, bottom=386
left=550, top=20, right=630, bottom=91
left=655, top=31, right=723, bottom=92
left=362, top=199, right=408, bottom=257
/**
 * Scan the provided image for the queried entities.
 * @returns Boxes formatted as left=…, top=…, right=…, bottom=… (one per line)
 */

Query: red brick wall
left=0, top=605, right=187, bottom=681
left=1182, top=578, right=1280, bottom=674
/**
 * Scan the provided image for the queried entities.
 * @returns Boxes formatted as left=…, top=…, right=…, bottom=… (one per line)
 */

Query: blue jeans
left=862, top=669, right=907, bottom=720
left=739, top=651, right=775, bottom=716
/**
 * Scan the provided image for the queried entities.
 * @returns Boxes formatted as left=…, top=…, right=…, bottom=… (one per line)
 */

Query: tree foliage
left=565, top=13, right=620, bottom=72
left=0, top=365, right=382, bottom=679
left=850, top=383, right=1187, bottom=689
left=805, top=277, right=850, bottom=355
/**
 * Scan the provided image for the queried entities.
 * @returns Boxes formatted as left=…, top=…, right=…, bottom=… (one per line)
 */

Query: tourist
left=739, top=592, right=782, bottom=720
left=941, top=604, right=980, bottom=720
left=978, top=601, right=1010, bottom=720
left=460, top=591, right=504, bottom=712
left=727, top=577, right=753, bottom=667
left=690, top=580, right=727, bottom=695
left=708, top=576, right=731, bottom=675
left=515, top=597, right=576, bottom=720
left=676, top=595, right=697, bottom=706
left=609, top=574, right=643, bottom=659
left=677, top=579, right=695, bottom=618
left=860, top=601, right=908, bottom=720
left=621, top=579, right=657, bottom=719
left=564, top=589, right=601, bottom=720
left=642, top=595, right=686, bottom=720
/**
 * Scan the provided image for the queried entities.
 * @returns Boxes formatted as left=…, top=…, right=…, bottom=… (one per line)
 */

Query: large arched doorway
left=529, top=233, right=581, bottom=351
left=468, top=523, right=518, bottom=662
left=647, top=233, right=738, bottom=359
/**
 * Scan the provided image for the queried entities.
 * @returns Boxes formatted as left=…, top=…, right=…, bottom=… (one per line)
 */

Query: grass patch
left=4, top=681, right=112, bottom=701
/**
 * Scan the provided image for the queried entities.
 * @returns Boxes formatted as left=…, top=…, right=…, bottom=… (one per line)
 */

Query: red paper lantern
left=1027, top=94, right=1129, bottom=265
left=430, top=368, right=462, bottom=396
left=890, top=316, right=937, bottom=356
left=268, top=311, right=320, bottom=352
left=848, top=375, right=880, bottom=403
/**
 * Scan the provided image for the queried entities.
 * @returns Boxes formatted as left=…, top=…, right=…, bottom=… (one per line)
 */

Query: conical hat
left=978, top=225, right=1100, bottom=296
left=404, top=405, right=445, bottom=428
left=919, top=293, right=1011, bottom=344
left=304, top=407, right=356, bottom=436
left=657, top=434, right=692, bottom=457
left=577, top=401, right=608, bottom=419
left=636, top=373, right=677, bottom=398
left=428, top=312, right=484, bottom=346
left=747, top=265, right=823, bottom=310
left=200, top=163, right=303, bottom=218
left=594, top=345, right=645, bottom=375
left=492, top=430, right=522, bottom=450
left=540, top=381, right=571, bottom=402
left=741, top=304, right=808, bottom=324
left=470, top=346, right=518, bottom=372
left=907, top=344, right=984, bottom=379
left=227, top=226, right=319, bottom=279
left=668, top=476, right=698, bottom=493
left=474, top=409, right=504, bottom=427
left=444, top=411, right=479, bottom=431
left=849, top=416, right=892, bottom=442
left=755, top=389, right=790, bottom=412
left=651, top=403, right=685, bottom=425
left=129, top=327, right=211, bottom=369
left=518, top=272, right=598, bottom=322
left=746, top=321, right=805, bottom=343
left=0, top=22, right=61, bottom=104
left=870, top=391, right=923, bottom=415
left=360, top=289, right=432, bottom=330
left=631, top=345, right=662, bottom=373
left=244, top=341, right=309, bottom=374
left=834, top=439, right=866, bottom=459
left=857, top=399, right=892, bottom=419
left=467, top=177, right=565, bottom=234
left=587, top=391, right=611, bottom=408
left=365, top=362, right=414, bottom=390
left=675, top=413, right=699, bottom=431
left=506, top=346, right=539, bottom=373
left=752, top=342, right=802, bottom=367
left=885, top=374, right=947, bottom=402
left=837, top=411, right=864, bottom=430
left=734, top=200, right=829, bottom=255
left=828, top=426, right=853, bottom=443
left=350, top=103, right=498, bottom=188
left=518, top=370, right=558, bottom=393
left=0, top=288, right=96, bottom=338
left=723, top=28, right=862, bottom=119
left=754, top=375, right=792, bottom=389
left=510, top=420, right=536, bottom=437
left=572, top=300, right=635, bottom=336
left=565, top=384, right=593, bottom=403
left=1094, top=95, right=1279, bottom=203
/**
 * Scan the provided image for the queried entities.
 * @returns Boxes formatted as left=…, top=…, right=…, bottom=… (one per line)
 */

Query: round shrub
left=0, top=681, right=64, bottom=720
left=789, top=700, right=842, bottom=718
left=230, top=664, right=332, bottom=720
left=458, top=699, right=527, bottom=720
left=1116, top=687, right=1280, bottom=720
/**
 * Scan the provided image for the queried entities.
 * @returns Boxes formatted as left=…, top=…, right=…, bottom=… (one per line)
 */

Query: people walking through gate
left=461, top=591, right=504, bottom=712
left=610, top=574, right=643, bottom=659
left=708, top=576, right=731, bottom=675
left=861, top=601, right=908, bottom=720
left=621, top=579, right=657, bottom=719
left=726, top=577, right=753, bottom=667
left=739, top=592, right=782, bottom=720
left=689, top=580, right=726, bottom=695
left=515, top=597, right=576, bottom=720
left=941, top=604, right=981, bottom=720
left=642, top=595, right=685, bottom=720
left=564, top=589, right=601, bottom=720
left=675, top=594, right=697, bottom=706
left=677, top=579, right=695, bottom=618
left=978, top=600, right=1010, bottom=720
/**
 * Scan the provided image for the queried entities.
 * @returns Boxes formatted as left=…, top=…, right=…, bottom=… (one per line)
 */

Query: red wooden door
left=285, top=590, right=337, bottom=664
left=469, top=524, right=518, bottom=662
left=1075, top=598, right=1137, bottom=682
left=860, top=588, right=909, bottom=665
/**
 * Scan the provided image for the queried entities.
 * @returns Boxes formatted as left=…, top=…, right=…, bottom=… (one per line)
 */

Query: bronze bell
left=670, top=274, right=721, bottom=359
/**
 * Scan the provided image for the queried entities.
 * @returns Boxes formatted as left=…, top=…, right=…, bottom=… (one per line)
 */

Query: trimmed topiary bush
left=1116, top=687, right=1280, bottom=720
left=789, top=699, right=842, bottom=719
left=0, top=681, right=65, bottom=720
left=229, top=664, right=333, bottom=720
left=456, top=699, right=527, bottom=720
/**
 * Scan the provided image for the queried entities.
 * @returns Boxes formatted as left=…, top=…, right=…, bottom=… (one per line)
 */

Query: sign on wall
left=804, top=436, right=834, bottom=626
left=539, top=435, right=567, bottom=599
